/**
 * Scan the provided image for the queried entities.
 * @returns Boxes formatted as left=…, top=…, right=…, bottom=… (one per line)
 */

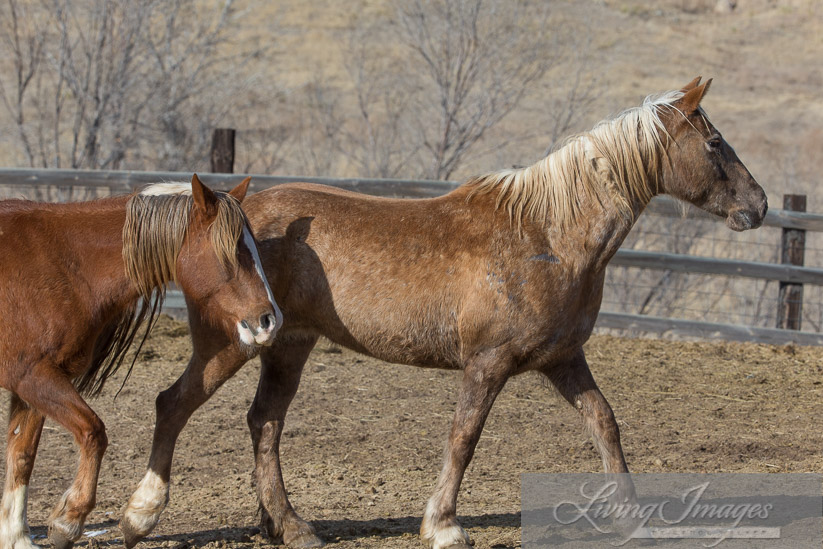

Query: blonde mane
left=122, top=182, right=247, bottom=298
left=467, top=90, right=685, bottom=230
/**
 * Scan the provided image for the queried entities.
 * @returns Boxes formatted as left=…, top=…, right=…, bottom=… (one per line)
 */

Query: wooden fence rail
left=2, top=167, right=823, bottom=346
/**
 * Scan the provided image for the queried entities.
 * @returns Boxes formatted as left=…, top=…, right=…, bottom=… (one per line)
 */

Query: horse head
left=658, top=77, right=768, bottom=231
left=175, top=174, right=282, bottom=349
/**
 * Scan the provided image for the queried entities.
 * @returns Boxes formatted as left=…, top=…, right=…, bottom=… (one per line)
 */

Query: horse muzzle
left=726, top=200, right=767, bottom=232
left=237, top=309, right=281, bottom=347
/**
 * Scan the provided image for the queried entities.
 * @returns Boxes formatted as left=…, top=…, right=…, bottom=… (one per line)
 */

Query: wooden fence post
left=210, top=128, right=236, bottom=173
left=777, top=194, right=806, bottom=330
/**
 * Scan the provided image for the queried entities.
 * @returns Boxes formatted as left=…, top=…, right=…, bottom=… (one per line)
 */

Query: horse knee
left=79, top=418, right=107, bottom=458
left=12, top=449, right=37, bottom=480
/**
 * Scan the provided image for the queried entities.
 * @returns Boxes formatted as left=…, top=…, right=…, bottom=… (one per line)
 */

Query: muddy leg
left=121, top=319, right=251, bottom=548
left=420, top=351, right=512, bottom=549
left=248, top=337, right=322, bottom=548
left=541, top=349, right=637, bottom=513
left=0, top=395, right=45, bottom=549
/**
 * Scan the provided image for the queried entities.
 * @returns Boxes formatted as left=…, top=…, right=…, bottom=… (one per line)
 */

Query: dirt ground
left=4, top=315, right=823, bottom=548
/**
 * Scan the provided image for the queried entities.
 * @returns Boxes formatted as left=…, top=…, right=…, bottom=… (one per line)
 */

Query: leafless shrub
left=0, top=0, right=267, bottom=172
left=301, top=0, right=601, bottom=180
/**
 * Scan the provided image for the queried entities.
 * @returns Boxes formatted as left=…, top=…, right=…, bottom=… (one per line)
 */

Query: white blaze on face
left=234, top=225, right=283, bottom=346
left=241, top=225, right=283, bottom=331
left=237, top=320, right=256, bottom=346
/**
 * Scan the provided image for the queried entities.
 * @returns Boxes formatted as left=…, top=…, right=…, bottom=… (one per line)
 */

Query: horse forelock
left=466, top=88, right=686, bottom=230
left=123, top=184, right=246, bottom=299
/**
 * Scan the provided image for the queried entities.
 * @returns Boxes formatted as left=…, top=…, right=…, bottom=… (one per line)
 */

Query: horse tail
left=74, top=291, right=165, bottom=397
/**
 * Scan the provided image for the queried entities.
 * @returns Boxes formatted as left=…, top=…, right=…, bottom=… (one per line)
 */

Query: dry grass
left=4, top=315, right=823, bottom=548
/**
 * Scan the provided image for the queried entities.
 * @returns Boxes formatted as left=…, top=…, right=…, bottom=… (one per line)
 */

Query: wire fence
left=603, top=211, right=823, bottom=335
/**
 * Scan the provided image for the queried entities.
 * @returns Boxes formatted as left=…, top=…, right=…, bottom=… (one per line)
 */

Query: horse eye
left=707, top=136, right=722, bottom=150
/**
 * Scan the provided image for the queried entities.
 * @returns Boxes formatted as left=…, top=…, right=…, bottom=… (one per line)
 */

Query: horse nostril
left=240, top=319, right=251, bottom=331
left=260, top=313, right=275, bottom=331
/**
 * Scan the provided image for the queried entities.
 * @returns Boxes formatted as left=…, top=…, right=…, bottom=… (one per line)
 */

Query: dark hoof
left=120, top=520, right=144, bottom=549
left=286, top=532, right=325, bottom=548
left=48, top=528, right=76, bottom=549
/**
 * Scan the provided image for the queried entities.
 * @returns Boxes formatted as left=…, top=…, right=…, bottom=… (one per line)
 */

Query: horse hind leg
left=421, top=350, right=512, bottom=549
left=247, top=337, right=322, bottom=548
left=0, top=395, right=45, bottom=549
left=9, top=369, right=108, bottom=549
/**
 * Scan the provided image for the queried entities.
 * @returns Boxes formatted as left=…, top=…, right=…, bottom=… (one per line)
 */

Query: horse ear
left=681, top=76, right=702, bottom=92
left=228, top=176, right=251, bottom=203
left=679, top=78, right=712, bottom=113
left=190, top=173, right=218, bottom=215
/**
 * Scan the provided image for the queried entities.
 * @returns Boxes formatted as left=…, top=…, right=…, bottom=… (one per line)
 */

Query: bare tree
left=0, top=0, right=266, bottom=172
left=0, top=0, right=48, bottom=166
left=395, top=0, right=557, bottom=180
left=303, top=0, right=601, bottom=180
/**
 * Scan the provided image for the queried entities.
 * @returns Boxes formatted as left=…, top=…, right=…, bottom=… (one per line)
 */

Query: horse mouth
left=726, top=209, right=763, bottom=232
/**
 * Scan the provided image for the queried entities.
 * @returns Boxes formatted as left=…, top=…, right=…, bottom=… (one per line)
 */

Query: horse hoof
left=47, top=528, right=75, bottom=549
left=120, top=520, right=144, bottom=549
left=286, top=532, right=325, bottom=548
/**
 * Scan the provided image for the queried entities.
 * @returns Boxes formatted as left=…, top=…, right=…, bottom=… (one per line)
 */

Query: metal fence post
left=777, top=194, right=806, bottom=330
left=210, top=128, right=236, bottom=173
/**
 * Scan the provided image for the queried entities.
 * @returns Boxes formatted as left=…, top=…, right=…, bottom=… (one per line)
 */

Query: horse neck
left=558, top=179, right=652, bottom=274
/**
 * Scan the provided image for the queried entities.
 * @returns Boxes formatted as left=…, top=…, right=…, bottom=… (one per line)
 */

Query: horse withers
left=123, top=78, right=766, bottom=549
left=0, top=174, right=281, bottom=549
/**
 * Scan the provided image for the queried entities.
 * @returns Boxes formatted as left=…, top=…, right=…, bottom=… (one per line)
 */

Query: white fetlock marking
left=48, top=487, right=85, bottom=542
left=123, top=471, right=169, bottom=535
left=427, top=524, right=469, bottom=549
left=421, top=499, right=470, bottom=549
left=0, top=486, right=39, bottom=549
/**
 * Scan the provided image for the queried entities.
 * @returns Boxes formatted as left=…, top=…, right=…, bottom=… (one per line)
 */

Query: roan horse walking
left=0, top=175, right=282, bottom=549
left=122, top=79, right=767, bottom=549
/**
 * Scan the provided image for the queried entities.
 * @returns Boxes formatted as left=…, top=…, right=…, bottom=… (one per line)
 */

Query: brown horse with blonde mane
left=0, top=175, right=281, bottom=549
left=123, top=78, right=767, bottom=549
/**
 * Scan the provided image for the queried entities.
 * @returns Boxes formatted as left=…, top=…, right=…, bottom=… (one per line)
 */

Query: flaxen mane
left=75, top=183, right=248, bottom=396
left=466, top=90, right=686, bottom=230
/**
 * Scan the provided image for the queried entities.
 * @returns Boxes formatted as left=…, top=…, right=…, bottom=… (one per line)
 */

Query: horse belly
left=320, top=289, right=464, bottom=369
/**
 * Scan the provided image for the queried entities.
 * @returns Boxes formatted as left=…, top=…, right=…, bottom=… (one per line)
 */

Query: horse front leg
left=247, top=337, right=322, bottom=548
left=120, top=319, right=250, bottom=548
left=0, top=395, right=45, bottom=549
left=420, top=350, right=512, bottom=549
left=541, top=349, right=637, bottom=517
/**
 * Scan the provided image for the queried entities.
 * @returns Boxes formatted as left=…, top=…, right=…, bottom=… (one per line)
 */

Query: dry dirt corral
left=4, top=316, right=823, bottom=548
